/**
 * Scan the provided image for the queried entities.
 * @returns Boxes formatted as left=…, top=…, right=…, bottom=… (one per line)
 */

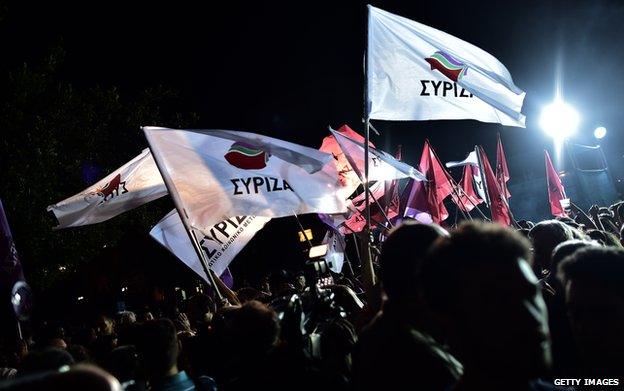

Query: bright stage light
left=594, top=126, right=607, bottom=139
left=539, top=100, right=580, bottom=140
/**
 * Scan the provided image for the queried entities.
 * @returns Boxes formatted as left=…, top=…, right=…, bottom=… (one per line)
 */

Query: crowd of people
left=1, top=201, right=624, bottom=390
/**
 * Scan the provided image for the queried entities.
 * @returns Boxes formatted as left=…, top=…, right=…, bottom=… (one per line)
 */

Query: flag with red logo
left=320, top=124, right=374, bottom=198
left=143, top=127, right=347, bottom=231
left=47, top=149, right=168, bottom=229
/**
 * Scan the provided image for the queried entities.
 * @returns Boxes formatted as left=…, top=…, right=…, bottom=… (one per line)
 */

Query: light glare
left=539, top=100, right=580, bottom=140
left=594, top=126, right=607, bottom=139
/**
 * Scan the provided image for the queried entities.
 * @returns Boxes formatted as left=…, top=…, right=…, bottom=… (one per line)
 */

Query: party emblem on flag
left=83, top=173, right=128, bottom=204
left=425, top=51, right=468, bottom=82
left=224, top=142, right=270, bottom=170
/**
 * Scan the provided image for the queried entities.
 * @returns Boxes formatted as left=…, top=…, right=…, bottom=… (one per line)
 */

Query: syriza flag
left=367, top=6, right=525, bottom=127
left=143, top=127, right=347, bottom=230
left=47, top=149, right=167, bottom=229
left=329, top=128, right=426, bottom=182
left=150, top=210, right=270, bottom=278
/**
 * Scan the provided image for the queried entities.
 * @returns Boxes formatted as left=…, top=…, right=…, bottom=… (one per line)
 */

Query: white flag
left=143, top=127, right=347, bottom=230
left=47, top=149, right=167, bottom=229
left=322, top=228, right=346, bottom=273
left=445, top=151, right=479, bottom=168
left=367, top=6, right=525, bottom=127
left=329, top=128, right=426, bottom=182
left=150, top=210, right=269, bottom=278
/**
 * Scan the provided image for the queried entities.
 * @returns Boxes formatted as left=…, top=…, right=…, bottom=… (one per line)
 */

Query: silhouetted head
left=18, top=348, right=75, bottom=377
left=134, top=319, right=178, bottom=379
left=423, top=221, right=551, bottom=381
left=559, top=247, right=624, bottom=377
left=379, top=221, right=448, bottom=303
left=529, top=220, right=572, bottom=277
left=227, top=300, right=280, bottom=358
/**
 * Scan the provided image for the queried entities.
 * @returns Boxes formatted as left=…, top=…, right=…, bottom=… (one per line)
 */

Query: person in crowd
left=545, top=240, right=598, bottom=378
left=17, top=348, right=74, bottom=377
left=422, top=221, right=553, bottom=390
left=558, top=247, right=624, bottom=378
left=0, top=364, right=122, bottom=391
left=133, top=318, right=217, bottom=391
left=353, top=221, right=463, bottom=391
left=528, top=220, right=572, bottom=280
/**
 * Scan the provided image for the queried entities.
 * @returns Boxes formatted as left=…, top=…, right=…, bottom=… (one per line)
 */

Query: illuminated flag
left=47, top=149, right=167, bottom=229
left=451, top=165, right=484, bottom=212
left=367, top=5, right=525, bottom=127
left=445, top=151, right=479, bottom=168
left=329, top=127, right=426, bottom=182
left=417, top=140, right=454, bottom=223
left=477, top=146, right=512, bottom=225
left=319, top=124, right=374, bottom=198
left=143, top=127, right=347, bottom=231
left=544, top=150, right=568, bottom=218
left=150, top=210, right=270, bottom=278
left=496, top=133, right=511, bottom=199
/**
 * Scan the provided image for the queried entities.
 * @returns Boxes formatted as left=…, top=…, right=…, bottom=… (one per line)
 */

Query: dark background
left=1, top=0, right=624, bottom=316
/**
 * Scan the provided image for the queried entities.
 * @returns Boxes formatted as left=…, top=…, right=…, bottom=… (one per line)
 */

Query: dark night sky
left=4, top=0, right=624, bottom=287
left=5, top=0, right=624, bottom=174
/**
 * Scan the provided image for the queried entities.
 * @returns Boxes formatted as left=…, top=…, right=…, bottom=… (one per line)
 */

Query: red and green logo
left=224, top=142, right=270, bottom=170
left=425, top=51, right=468, bottom=82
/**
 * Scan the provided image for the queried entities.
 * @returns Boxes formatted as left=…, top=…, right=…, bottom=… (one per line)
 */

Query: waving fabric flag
left=0, top=199, right=24, bottom=293
left=319, top=124, right=374, bottom=198
left=496, top=133, right=511, bottom=199
left=403, top=179, right=434, bottom=224
left=445, top=150, right=479, bottom=168
left=477, top=146, right=512, bottom=225
left=367, top=5, right=525, bottom=127
left=451, top=165, right=484, bottom=212
left=47, top=149, right=167, bottom=229
left=329, top=128, right=426, bottom=182
left=418, top=140, right=454, bottom=223
left=143, top=127, right=347, bottom=231
left=544, top=150, right=568, bottom=218
left=150, top=210, right=270, bottom=278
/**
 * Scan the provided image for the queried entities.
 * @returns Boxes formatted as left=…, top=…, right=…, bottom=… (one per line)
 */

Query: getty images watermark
left=554, top=379, right=620, bottom=387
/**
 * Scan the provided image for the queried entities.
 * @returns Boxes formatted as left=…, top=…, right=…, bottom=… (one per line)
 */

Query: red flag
left=451, top=165, right=484, bottom=212
left=478, top=146, right=512, bottom=226
left=319, top=124, right=374, bottom=194
left=340, top=181, right=389, bottom=234
left=545, top=150, right=568, bottom=217
left=417, top=140, right=454, bottom=223
left=496, top=133, right=511, bottom=199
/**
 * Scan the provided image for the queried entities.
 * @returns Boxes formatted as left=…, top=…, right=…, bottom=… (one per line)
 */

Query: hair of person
left=528, top=219, right=573, bottom=245
left=559, top=247, right=624, bottom=300
left=379, top=221, right=448, bottom=302
left=422, top=221, right=532, bottom=313
left=17, top=348, right=75, bottom=377
left=134, top=318, right=178, bottom=376
left=551, top=240, right=598, bottom=275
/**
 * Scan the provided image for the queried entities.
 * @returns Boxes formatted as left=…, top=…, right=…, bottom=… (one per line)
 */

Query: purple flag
left=0, top=199, right=24, bottom=290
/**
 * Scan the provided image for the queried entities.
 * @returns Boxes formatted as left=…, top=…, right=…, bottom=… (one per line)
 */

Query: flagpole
left=143, top=128, right=224, bottom=303
left=362, top=4, right=376, bottom=289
